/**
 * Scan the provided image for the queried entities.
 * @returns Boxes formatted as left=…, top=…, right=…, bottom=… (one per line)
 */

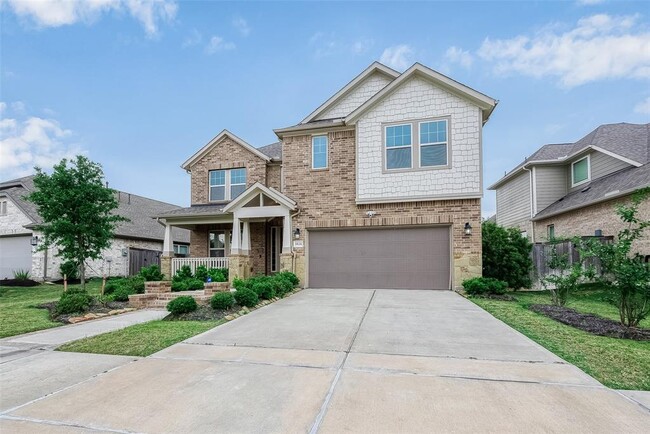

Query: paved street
left=1, top=289, right=648, bottom=433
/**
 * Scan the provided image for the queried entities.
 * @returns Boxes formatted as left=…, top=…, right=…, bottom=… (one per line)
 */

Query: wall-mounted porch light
left=464, top=222, right=472, bottom=236
left=30, top=235, right=39, bottom=246
left=293, top=227, right=301, bottom=239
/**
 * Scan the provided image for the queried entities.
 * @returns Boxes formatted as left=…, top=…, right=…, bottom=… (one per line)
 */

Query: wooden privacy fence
left=128, top=248, right=161, bottom=276
left=171, top=257, right=229, bottom=276
left=531, top=237, right=613, bottom=288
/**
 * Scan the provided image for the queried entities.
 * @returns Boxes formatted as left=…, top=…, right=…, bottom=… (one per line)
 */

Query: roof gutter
left=273, top=120, right=346, bottom=138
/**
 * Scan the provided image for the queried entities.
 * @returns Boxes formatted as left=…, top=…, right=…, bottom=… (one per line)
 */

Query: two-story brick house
left=489, top=123, right=649, bottom=253
left=156, top=62, right=497, bottom=290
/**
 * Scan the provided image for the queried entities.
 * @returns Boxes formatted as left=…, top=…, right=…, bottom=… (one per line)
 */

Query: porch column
left=282, top=212, right=292, bottom=254
left=163, top=223, right=173, bottom=256
left=241, top=221, right=251, bottom=255
left=231, top=214, right=241, bottom=255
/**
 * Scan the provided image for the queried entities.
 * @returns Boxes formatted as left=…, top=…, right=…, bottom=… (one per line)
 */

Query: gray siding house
left=489, top=123, right=650, bottom=251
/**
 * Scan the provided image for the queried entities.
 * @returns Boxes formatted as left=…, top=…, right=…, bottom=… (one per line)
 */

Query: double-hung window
left=209, top=231, right=226, bottom=257
left=419, top=120, right=448, bottom=167
left=571, top=156, right=590, bottom=187
left=312, top=135, right=328, bottom=169
left=209, top=168, right=247, bottom=201
left=385, top=124, right=412, bottom=169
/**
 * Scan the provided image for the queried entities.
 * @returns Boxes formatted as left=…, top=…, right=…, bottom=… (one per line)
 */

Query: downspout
left=290, top=208, right=302, bottom=274
left=522, top=165, right=535, bottom=242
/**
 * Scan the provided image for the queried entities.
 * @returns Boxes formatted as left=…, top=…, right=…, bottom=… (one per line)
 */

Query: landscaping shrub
left=176, top=265, right=193, bottom=279
left=56, top=289, right=93, bottom=315
left=59, top=261, right=79, bottom=280
left=207, top=267, right=228, bottom=282
left=211, top=292, right=235, bottom=310
left=12, top=269, right=31, bottom=281
left=167, top=296, right=198, bottom=315
left=275, top=271, right=299, bottom=287
left=232, top=277, right=249, bottom=291
left=234, top=288, right=258, bottom=308
left=139, top=265, right=164, bottom=281
left=195, top=265, right=209, bottom=282
left=462, top=277, right=508, bottom=296
left=172, top=278, right=204, bottom=291
left=111, top=286, right=134, bottom=302
left=541, top=241, right=588, bottom=307
left=482, top=221, right=533, bottom=289
left=273, top=275, right=294, bottom=297
left=104, top=276, right=145, bottom=300
left=252, top=280, right=276, bottom=300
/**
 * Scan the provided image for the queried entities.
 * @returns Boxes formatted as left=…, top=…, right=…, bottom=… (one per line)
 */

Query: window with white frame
left=419, top=120, right=448, bottom=167
left=209, top=168, right=247, bottom=201
left=312, top=135, right=328, bottom=169
left=0, top=200, right=7, bottom=216
left=571, top=156, right=590, bottom=187
left=173, top=244, right=189, bottom=257
left=385, top=124, right=412, bottom=169
left=209, top=231, right=226, bottom=257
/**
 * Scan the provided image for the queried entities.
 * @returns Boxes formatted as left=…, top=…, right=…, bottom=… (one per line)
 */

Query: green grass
left=472, top=286, right=650, bottom=390
left=0, top=280, right=103, bottom=339
left=57, top=320, right=223, bottom=357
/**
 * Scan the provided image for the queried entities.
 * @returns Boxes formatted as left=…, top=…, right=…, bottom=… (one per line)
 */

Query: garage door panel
left=308, top=227, right=450, bottom=290
left=0, top=236, right=33, bottom=280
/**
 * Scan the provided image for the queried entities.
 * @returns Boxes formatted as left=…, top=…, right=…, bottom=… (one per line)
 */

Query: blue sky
left=1, top=0, right=649, bottom=217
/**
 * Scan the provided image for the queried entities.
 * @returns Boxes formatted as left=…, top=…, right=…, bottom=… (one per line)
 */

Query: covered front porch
left=158, top=183, right=297, bottom=283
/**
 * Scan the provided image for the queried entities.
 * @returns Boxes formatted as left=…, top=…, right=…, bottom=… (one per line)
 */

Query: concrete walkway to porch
left=1, top=289, right=648, bottom=433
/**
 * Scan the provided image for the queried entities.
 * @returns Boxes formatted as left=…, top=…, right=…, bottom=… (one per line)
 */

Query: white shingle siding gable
left=356, top=76, right=482, bottom=202
left=317, top=73, right=392, bottom=120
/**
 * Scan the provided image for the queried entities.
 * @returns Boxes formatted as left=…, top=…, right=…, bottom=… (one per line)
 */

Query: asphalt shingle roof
left=154, top=204, right=228, bottom=218
left=533, top=163, right=650, bottom=220
left=257, top=142, right=282, bottom=160
left=0, top=176, right=190, bottom=243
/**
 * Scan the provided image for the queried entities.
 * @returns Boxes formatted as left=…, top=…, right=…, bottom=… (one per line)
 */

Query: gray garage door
left=0, top=236, right=33, bottom=280
left=308, top=226, right=450, bottom=290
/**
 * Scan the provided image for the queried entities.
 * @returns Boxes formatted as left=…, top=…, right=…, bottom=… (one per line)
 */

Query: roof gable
left=345, top=63, right=497, bottom=125
left=182, top=130, right=270, bottom=170
left=301, top=62, right=399, bottom=124
left=223, top=182, right=296, bottom=213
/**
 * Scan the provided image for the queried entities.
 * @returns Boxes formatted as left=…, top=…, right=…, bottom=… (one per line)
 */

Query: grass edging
left=470, top=295, right=650, bottom=391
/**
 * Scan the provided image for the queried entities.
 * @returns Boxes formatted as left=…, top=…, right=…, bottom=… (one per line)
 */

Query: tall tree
left=27, top=156, right=127, bottom=289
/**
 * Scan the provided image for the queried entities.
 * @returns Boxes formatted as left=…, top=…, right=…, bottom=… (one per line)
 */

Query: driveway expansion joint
left=0, top=414, right=138, bottom=434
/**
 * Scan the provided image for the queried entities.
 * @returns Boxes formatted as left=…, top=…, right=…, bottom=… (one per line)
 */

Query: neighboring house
left=0, top=176, right=190, bottom=280
left=157, top=61, right=497, bottom=290
left=489, top=123, right=650, bottom=254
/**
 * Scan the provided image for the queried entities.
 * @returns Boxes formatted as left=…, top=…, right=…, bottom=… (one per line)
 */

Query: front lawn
left=0, top=280, right=103, bottom=338
left=472, top=286, right=650, bottom=390
left=57, top=320, right=222, bottom=357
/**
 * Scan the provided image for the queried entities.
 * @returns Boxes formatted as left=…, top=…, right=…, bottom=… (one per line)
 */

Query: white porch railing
left=171, top=257, right=229, bottom=276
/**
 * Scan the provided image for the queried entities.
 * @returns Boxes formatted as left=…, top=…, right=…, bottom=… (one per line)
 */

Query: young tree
left=482, top=221, right=533, bottom=289
left=541, top=240, right=591, bottom=306
left=581, top=189, right=650, bottom=327
left=27, top=156, right=127, bottom=289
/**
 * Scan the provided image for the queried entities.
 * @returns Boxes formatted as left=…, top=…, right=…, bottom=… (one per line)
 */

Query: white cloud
left=444, top=46, right=473, bottom=69
left=232, top=17, right=250, bottom=36
left=182, top=28, right=202, bottom=47
left=309, top=33, right=373, bottom=58
left=576, top=0, right=605, bottom=5
left=351, top=38, right=374, bottom=54
left=380, top=44, right=414, bottom=71
left=478, top=14, right=650, bottom=87
left=205, top=36, right=235, bottom=54
left=634, top=96, right=650, bottom=115
left=0, top=102, right=6, bottom=115
left=0, top=102, right=85, bottom=179
left=5, top=0, right=177, bottom=37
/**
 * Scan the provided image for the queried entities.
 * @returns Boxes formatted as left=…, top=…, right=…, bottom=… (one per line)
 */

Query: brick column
left=160, top=255, right=172, bottom=281
left=228, top=254, right=251, bottom=283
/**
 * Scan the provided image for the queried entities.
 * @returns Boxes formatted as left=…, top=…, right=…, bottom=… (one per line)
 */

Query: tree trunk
left=80, top=261, right=86, bottom=290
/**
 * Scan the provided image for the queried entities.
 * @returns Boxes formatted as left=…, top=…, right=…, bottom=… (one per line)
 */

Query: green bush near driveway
left=462, top=277, right=508, bottom=295
left=211, top=292, right=235, bottom=310
left=234, top=288, right=259, bottom=308
left=55, top=288, right=93, bottom=315
left=167, top=296, right=198, bottom=315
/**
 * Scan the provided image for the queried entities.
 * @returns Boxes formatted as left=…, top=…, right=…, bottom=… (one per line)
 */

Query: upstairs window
left=385, top=124, right=412, bottom=170
left=312, top=135, right=328, bottom=169
left=209, top=168, right=247, bottom=201
left=0, top=200, right=7, bottom=216
left=419, top=120, right=448, bottom=167
left=571, top=156, right=590, bottom=187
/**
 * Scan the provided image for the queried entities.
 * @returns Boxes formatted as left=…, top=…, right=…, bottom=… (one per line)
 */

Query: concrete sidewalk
left=1, top=290, right=648, bottom=433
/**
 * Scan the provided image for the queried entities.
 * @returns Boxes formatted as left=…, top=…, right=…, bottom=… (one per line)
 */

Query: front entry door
left=270, top=226, right=282, bottom=273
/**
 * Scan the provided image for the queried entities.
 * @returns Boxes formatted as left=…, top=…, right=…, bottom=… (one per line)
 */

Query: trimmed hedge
left=167, top=296, right=198, bottom=315
left=462, top=277, right=508, bottom=296
left=211, top=292, right=235, bottom=310
left=56, top=289, right=92, bottom=315
left=234, top=288, right=259, bottom=308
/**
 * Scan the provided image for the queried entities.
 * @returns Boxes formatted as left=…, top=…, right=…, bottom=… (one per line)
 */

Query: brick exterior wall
left=282, top=129, right=482, bottom=289
left=534, top=195, right=650, bottom=256
left=189, top=135, right=268, bottom=205
left=266, top=163, right=282, bottom=191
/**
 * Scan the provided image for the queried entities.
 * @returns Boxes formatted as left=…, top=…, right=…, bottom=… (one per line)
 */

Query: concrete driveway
left=1, top=289, right=648, bottom=433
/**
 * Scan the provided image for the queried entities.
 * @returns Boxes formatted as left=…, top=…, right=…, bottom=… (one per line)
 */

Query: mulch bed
left=529, top=304, right=650, bottom=341
left=52, top=278, right=81, bottom=285
left=0, top=278, right=40, bottom=287
left=37, top=299, right=130, bottom=324
left=166, top=305, right=239, bottom=321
